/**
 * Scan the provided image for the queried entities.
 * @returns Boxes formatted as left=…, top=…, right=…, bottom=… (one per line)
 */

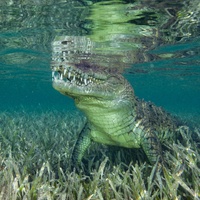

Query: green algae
left=0, top=111, right=199, bottom=199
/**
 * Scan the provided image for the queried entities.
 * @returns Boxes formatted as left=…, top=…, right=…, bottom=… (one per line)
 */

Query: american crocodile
left=51, top=38, right=182, bottom=165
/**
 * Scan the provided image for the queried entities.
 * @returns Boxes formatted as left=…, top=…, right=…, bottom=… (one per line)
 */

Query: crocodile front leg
left=71, top=123, right=92, bottom=167
left=141, top=129, right=163, bottom=164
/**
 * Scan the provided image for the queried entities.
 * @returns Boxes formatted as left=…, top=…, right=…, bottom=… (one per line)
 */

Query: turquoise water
left=0, top=0, right=200, bottom=123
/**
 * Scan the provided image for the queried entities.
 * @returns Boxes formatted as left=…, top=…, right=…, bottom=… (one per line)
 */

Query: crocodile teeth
left=52, top=65, right=104, bottom=86
left=84, top=78, right=87, bottom=85
left=68, top=72, right=71, bottom=78
left=54, top=76, right=58, bottom=81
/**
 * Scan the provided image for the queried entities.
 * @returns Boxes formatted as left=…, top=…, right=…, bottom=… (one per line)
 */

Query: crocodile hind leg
left=71, top=123, right=92, bottom=168
left=141, top=129, right=163, bottom=164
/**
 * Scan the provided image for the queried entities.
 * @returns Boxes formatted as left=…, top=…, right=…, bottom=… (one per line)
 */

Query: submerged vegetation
left=0, top=111, right=199, bottom=199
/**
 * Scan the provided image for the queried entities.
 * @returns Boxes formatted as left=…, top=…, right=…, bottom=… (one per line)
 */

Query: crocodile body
left=51, top=37, right=182, bottom=165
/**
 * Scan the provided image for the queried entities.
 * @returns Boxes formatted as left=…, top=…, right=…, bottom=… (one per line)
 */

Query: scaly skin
left=51, top=59, right=181, bottom=165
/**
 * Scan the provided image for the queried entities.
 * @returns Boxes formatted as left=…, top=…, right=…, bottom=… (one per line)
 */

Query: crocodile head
left=51, top=61, right=134, bottom=111
left=51, top=36, right=134, bottom=107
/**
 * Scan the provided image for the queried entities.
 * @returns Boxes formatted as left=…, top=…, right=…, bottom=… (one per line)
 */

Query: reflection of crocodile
left=51, top=37, right=182, bottom=165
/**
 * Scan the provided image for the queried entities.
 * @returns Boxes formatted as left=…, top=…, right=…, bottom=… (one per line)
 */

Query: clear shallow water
left=0, top=0, right=200, bottom=123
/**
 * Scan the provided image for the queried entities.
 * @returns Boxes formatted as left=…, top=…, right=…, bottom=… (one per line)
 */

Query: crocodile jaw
left=52, top=63, right=103, bottom=94
left=51, top=60, right=128, bottom=100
